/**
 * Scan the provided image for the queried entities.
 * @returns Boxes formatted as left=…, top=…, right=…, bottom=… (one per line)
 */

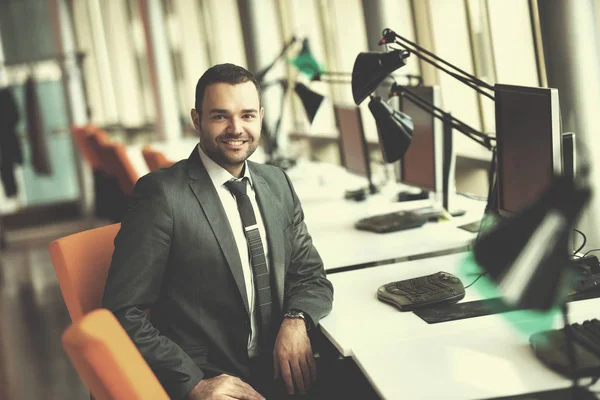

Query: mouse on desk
left=344, top=188, right=367, bottom=201
left=424, top=209, right=452, bottom=223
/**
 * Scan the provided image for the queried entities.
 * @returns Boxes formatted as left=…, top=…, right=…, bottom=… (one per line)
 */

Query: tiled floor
left=0, top=219, right=102, bottom=400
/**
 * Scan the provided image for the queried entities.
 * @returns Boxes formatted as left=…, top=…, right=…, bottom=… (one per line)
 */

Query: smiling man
left=193, top=78, right=262, bottom=177
left=102, top=63, right=333, bottom=400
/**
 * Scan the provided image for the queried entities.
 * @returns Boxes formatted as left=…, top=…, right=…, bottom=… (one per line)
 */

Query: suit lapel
left=250, top=166, right=286, bottom=307
left=187, top=150, right=250, bottom=315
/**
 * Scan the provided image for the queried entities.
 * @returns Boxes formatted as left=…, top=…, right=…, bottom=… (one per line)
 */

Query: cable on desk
left=583, top=248, right=600, bottom=258
left=573, top=229, right=587, bottom=256
left=464, top=272, right=488, bottom=289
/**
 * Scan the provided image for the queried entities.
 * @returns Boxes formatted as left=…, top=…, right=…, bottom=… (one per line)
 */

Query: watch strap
left=284, top=309, right=313, bottom=331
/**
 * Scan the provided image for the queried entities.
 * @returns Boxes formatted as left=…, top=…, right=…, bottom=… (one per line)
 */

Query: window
left=72, top=0, right=150, bottom=127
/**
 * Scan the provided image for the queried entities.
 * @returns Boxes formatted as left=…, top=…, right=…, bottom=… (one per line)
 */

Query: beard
left=200, top=134, right=259, bottom=168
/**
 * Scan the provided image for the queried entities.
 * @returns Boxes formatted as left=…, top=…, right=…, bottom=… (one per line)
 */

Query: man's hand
left=273, top=317, right=317, bottom=395
left=187, top=374, right=265, bottom=400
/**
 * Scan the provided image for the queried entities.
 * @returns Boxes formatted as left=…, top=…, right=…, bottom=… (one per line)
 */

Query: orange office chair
left=48, top=223, right=121, bottom=322
left=84, top=130, right=130, bottom=222
left=85, top=129, right=113, bottom=173
left=82, top=131, right=139, bottom=193
left=105, top=143, right=139, bottom=197
left=62, top=308, right=169, bottom=400
left=142, top=145, right=175, bottom=171
left=70, top=124, right=103, bottom=171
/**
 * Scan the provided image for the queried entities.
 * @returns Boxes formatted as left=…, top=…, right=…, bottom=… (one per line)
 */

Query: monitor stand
left=345, top=183, right=378, bottom=202
left=396, top=190, right=429, bottom=202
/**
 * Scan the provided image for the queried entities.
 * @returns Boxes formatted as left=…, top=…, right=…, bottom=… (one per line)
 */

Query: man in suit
left=102, top=63, right=334, bottom=399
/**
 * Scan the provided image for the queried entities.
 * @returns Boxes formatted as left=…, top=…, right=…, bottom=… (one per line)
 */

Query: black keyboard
left=570, top=320, right=600, bottom=357
left=377, top=271, right=465, bottom=311
left=531, top=319, right=600, bottom=378
left=355, top=209, right=442, bottom=233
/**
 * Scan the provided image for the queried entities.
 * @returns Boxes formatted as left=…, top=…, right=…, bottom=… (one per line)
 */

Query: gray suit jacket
left=102, top=149, right=333, bottom=399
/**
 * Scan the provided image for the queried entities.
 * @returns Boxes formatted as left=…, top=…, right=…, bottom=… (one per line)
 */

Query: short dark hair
left=194, top=63, right=261, bottom=114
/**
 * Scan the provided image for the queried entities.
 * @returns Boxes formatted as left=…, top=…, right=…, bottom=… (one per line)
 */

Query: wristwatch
left=283, top=309, right=313, bottom=331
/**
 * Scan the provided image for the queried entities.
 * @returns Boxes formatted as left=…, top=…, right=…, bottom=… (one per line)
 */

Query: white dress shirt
left=197, top=145, right=270, bottom=357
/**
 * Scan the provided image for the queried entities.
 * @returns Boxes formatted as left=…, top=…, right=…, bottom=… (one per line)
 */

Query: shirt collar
left=197, top=144, right=254, bottom=188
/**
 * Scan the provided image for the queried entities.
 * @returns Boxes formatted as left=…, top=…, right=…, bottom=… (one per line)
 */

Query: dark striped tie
left=225, top=178, right=273, bottom=346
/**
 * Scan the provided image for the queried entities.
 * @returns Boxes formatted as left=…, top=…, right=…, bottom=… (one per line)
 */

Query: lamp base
left=396, top=190, right=428, bottom=202
left=344, top=188, right=368, bottom=202
left=530, top=325, right=600, bottom=379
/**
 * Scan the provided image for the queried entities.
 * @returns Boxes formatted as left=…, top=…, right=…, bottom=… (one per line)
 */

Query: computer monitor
left=495, top=84, right=562, bottom=216
left=397, top=86, right=444, bottom=197
left=334, top=105, right=376, bottom=193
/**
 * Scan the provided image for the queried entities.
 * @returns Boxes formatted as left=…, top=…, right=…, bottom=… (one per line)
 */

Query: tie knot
left=225, top=178, right=248, bottom=197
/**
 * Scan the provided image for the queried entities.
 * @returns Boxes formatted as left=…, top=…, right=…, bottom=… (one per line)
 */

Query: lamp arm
left=397, top=45, right=494, bottom=101
left=272, top=80, right=290, bottom=153
left=395, top=85, right=495, bottom=151
left=316, top=76, right=408, bottom=87
left=316, top=72, right=423, bottom=87
left=312, top=77, right=353, bottom=84
left=320, top=71, right=352, bottom=76
left=381, top=28, right=495, bottom=101
left=256, top=36, right=298, bottom=83
left=258, top=79, right=289, bottom=155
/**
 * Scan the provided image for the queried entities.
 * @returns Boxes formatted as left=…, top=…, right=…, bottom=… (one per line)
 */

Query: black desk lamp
left=293, top=73, right=417, bottom=200
left=367, top=96, right=414, bottom=163
left=255, top=36, right=298, bottom=83
left=473, top=173, right=590, bottom=310
left=289, top=38, right=326, bottom=80
left=294, top=82, right=324, bottom=124
left=256, top=36, right=328, bottom=168
left=255, top=36, right=298, bottom=167
left=468, top=168, right=593, bottom=394
left=351, top=28, right=496, bottom=154
left=351, top=28, right=496, bottom=214
left=352, top=49, right=411, bottom=106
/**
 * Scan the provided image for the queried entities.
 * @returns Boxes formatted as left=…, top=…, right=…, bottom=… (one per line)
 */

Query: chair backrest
left=85, top=130, right=114, bottom=175
left=49, top=223, right=121, bottom=322
left=106, top=143, right=139, bottom=196
left=70, top=124, right=103, bottom=171
left=142, top=145, right=175, bottom=172
left=62, top=309, right=169, bottom=400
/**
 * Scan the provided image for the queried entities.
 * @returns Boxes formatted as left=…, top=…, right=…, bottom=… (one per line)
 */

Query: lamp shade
left=289, top=39, right=325, bottom=80
left=352, top=50, right=410, bottom=105
left=368, top=96, right=414, bottom=163
left=294, top=83, right=324, bottom=124
left=473, top=175, right=591, bottom=310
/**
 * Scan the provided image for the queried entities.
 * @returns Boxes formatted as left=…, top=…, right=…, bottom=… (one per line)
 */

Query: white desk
left=351, top=319, right=600, bottom=399
left=319, top=252, right=600, bottom=398
left=319, top=253, right=600, bottom=357
left=286, top=160, right=486, bottom=271
left=301, top=195, right=485, bottom=272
